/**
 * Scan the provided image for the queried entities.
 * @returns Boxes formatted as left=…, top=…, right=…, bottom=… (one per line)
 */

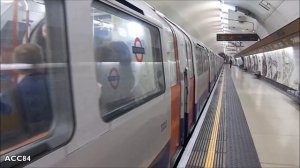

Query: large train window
left=0, top=1, right=73, bottom=167
left=92, top=2, right=165, bottom=121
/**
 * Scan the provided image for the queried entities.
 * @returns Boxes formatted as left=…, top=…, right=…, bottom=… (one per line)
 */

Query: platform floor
left=231, top=66, right=299, bottom=168
left=178, top=66, right=260, bottom=168
left=178, top=65, right=299, bottom=168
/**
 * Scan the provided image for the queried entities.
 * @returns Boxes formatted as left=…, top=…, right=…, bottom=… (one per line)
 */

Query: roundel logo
left=107, top=67, right=120, bottom=90
left=132, top=37, right=145, bottom=62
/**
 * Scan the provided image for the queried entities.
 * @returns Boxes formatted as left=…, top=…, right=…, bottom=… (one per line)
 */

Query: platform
left=231, top=66, right=299, bottom=167
left=178, top=66, right=260, bottom=168
left=178, top=65, right=299, bottom=168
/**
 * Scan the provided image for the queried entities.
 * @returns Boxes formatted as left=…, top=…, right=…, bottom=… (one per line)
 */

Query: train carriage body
left=0, top=1, right=223, bottom=167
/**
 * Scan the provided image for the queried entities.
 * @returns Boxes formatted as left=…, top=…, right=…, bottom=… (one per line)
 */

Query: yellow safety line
left=204, top=73, right=225, bottom=168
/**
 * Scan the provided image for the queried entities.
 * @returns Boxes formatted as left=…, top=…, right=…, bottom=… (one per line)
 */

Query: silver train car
left=0, top=0, right=223, bottom=167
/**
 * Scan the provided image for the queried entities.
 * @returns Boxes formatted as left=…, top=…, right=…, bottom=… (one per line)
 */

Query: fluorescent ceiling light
left=2, top=0, right=13, bottom=3
left=220, top=4, right=235, bottom=13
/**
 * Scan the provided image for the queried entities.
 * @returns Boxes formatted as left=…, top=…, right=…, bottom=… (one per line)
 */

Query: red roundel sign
left=132, top=37, right=145, bottom=62
left=107, top=67, right=120, bottom=90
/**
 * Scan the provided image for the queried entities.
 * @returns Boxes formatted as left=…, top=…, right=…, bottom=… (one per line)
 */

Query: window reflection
left=92, top=4, right=165, bottom=121
left=0, top=0, right=57, bottom=155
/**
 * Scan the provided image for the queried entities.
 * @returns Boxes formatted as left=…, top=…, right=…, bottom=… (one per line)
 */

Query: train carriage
left=0, top=0, right=223, bottom=167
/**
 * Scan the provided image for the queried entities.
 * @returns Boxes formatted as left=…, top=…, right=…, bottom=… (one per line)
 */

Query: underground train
left=0, top=0, right=223, bottom=167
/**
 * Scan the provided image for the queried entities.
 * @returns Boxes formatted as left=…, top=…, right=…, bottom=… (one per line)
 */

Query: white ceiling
left=145, top=0, right=300, bottom=56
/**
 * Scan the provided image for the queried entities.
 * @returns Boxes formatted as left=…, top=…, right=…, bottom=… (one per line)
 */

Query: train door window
left=205, top=50, right=208, bottom=71
left=206, top=52, right=209, bottom=71
left=202, top=49, right=207, bottom=71
left=210, top=54, right=212, bottom=70
left=213, top=55, right=216, bottom=69
left=0, top=0, right=73, bottom=167
left=92, top=2, right=165, bottom=121
left=165, top=28, right=177, bottom=85
left=202, top=48, right=206, bottom=72
left=207, top=52, right=210, bottom=71
left=201, top=49, right=204, bottom=72
left=211, top=54, right=213, bottom=70
left=184, top=36, right=194, bottom=78
left=195, top=44, right=203, bottom=76
left=207, top=52, right=209, bottom=70
left=208, top=53, right=211, bottom=70
left=187, top=39, right=194, bottom=77
left=200, top=46, right=204, bottom=73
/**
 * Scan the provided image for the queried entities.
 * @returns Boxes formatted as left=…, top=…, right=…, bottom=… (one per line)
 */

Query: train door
left=168, top=26, right=189, bottom=146
left=164, top=25, right=181, bottom=165
left=197, top=47, right=210, bottom=109
left=209, top=52, right=214, bottom=91
left=183, top=36, right=195, bottom=133
left=156, top=13, right=194, bottom=164
left=193, top=44, right=206, bottom=119
left=208, top=52, right=211, bottom=91
left=175, top=31, right=188, bottom=145
left=213, top=55, right=216, bottom=81
left=204, top=49, right=210, bottom=97
left=214, top=55, right=217, bottom=81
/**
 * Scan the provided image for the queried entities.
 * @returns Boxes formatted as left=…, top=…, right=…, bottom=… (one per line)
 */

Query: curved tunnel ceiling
left=145, top=0, right=300, bottom=57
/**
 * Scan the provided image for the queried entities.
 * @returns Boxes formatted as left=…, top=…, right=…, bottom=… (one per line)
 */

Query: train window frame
left=202, top=49, right=205, bottom=72
left=0, top=1, right=74, bottom=167
left=183, top=36, right=194, bottom=78
left=199, top=45, right=205, bottom=74
left=92, top=1, right=166, bottom=122
left=203, top=49, right=208, bottom=71
left=187, top=38, right=194, bottom=77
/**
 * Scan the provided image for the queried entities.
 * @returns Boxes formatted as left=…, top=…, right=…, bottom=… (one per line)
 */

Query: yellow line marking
left=204, top=73, right=225, bottom=168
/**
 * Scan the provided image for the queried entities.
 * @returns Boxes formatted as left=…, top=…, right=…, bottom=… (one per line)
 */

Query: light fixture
left=1, top=0, right=13, bottom=3
left=220, top=3, right=235, bottom=13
